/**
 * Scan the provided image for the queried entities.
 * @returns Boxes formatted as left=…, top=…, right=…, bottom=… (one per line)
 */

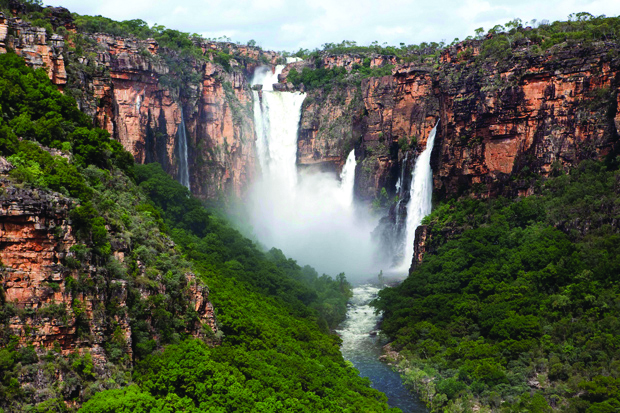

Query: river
left=336, top=284, right=428, bottom=412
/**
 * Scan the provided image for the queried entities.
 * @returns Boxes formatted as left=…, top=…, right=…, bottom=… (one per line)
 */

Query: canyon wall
left=435, top=40, right=620, bottom=199
left=0, top=8, right=281, bottom=201
left=70, top=34, right=275, bottom=200
left=286, top=41, right=619, bottom=205
left=0, top=162, right=217, bottom=405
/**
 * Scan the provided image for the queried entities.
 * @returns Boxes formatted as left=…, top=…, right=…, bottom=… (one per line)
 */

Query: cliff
left=67, top=34, right=270, bottom=200
left=435, top=40, right=620, bottom=199
left=288, top=43, right=619, bottom=204
left=0, top=11, right=67, bottom=87
left=0, top=8, right=281, bottom=201
left=0, top=163, right=217, bottom=407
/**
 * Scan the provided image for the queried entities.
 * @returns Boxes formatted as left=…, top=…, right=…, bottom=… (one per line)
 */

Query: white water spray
left=399, top=122, right=438, bottom=271
left=135, top=94, right=141, bottom=114
left=177, top=109, right=190, bottom=190
left=248, top=66, right=378, bottom=278
left=339, top=150, right=356, bottom=208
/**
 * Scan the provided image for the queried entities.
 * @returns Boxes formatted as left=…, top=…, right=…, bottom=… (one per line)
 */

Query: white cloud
left=46, top=0, right=620, bottom=51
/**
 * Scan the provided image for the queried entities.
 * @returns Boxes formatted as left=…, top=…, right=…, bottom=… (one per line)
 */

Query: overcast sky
left=45, top=0, right=620, bottom=52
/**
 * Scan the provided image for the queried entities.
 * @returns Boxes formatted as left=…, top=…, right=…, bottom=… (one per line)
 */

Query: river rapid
left=336, top=284, right=428, bottom=412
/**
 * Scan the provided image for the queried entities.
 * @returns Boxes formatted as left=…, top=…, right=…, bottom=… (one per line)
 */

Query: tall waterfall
left=252, top=65, right=305, bottom=190
left=339, top=150, right=356, bottom=208
left=399, top=122, right=438, bottom=271
left=248, top=66, right=377, bottom=278
left=177, top=109, right=190, bottom=190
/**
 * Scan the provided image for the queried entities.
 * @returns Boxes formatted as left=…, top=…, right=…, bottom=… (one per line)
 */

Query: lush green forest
left=373, top=160, right=620, bottom=412
left=0, top=51, right=397, bottom=412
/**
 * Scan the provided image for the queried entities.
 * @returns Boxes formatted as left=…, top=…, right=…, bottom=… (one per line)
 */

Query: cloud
left=46, top=0, right=620, bottom=51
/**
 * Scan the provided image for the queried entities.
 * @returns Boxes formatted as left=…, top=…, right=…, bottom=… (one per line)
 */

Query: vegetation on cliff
left=373, top=160, right=620, bottom=412
left=0, top=52, right=395, bottom=411
left=286, top=13, right=620, bottom=92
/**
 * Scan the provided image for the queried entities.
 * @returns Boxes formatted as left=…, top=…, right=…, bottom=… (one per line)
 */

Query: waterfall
left=339, top=150, right=356, bottom=208
left=399, top=122, right=438, bottom=270
left=248, top=66, right=378, bottom=278
left=252, top=65, right=304, bottom=190
left=135, top=94, right=141, bottom=114
left=177, top=109, right=190, bottom=190
left=394, top=152, right=409, bottom=228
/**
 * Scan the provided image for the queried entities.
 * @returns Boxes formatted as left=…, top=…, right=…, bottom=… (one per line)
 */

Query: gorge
left=0, top=2, right=619, bottom=412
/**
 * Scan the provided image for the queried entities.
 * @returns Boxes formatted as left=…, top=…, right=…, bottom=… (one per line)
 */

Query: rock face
left=0, top=179, right=217, bottom=367
left=70, top=34, right=264, bottom=200
left=0, top=9, right=280, bottom=201
left=0, top=11, right=67, bottom=87
left=289, top=41, right=620, bottom=204
left=434, top=41, right=620, bottom=199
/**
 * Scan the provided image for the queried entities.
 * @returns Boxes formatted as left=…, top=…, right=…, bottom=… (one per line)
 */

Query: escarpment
left=285, top=41, right=620, bottom=204
left=5, top=6, right=618, bottom=207
left=0, top=167, right=217, bottom=407
left=0, top=7, right=281, bottom=201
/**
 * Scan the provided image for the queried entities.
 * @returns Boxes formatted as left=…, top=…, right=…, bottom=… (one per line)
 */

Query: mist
left=243, top=65, right=384, bottom=281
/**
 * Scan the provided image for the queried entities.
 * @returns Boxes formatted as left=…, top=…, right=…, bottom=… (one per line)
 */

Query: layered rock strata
left=287, top=41, right=620, bottom=203
left=0, top=179, right=217, bottom=366
left=0, top=9, right=278, bottom=200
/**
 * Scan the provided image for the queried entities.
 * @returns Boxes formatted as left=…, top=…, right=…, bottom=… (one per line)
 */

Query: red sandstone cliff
left=0, top=9, right=280, bottom=201
left=0, top=175, right=218, bottom=347
left=71, top=33, right=268, bottom=200
left=0, top=166, right=217, bottom=405
left=435, top=40, right=620, bottom=198
left=0, top=11, right=67, bottom=87
left=288, top=40, right=619, bottom=203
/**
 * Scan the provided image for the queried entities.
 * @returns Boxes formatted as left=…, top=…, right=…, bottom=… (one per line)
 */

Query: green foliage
left=0, top=52, right=133, bottom=183
left=477, top=14, right=620, bottom=60
left=82, top=338, right=396, bottom=412
left=77, top=163, right=393, bottom=411
left=375, top=160, right=620, bottom=410
left=287, top=64, right=395, bottom=92
left=309, top=39, right=444, bottom=61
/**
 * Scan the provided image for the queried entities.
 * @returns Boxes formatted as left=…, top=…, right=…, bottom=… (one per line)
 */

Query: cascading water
left=177, top=109, right=190, bottom=190
left=248, top=66, right=378, bottom=278
left=399, top=122, right=438, bottom=270
left=249, top=64, right=426, bottom=411
left=252, top=65, right=304, bottom=190
left=395, top=152, right=409, bottom=228
left=339, top=150, right=356, bottom=208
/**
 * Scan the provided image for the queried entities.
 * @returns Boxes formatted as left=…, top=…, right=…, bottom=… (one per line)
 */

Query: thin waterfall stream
left=177, top=108, right=190, bottom=190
